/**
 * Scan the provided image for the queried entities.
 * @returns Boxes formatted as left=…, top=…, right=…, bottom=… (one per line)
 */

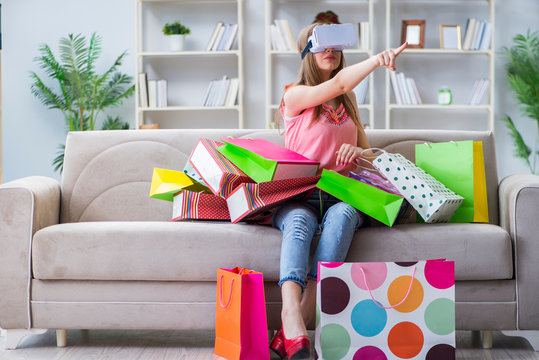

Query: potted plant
left=502, top=30, right=539, bottom=174
left=30, top=32, right=134, bottom=172
left=163, top=21, right=191, bottom=51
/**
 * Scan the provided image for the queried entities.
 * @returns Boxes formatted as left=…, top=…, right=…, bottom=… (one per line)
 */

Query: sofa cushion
left=32, top=221, right=512, bottom=282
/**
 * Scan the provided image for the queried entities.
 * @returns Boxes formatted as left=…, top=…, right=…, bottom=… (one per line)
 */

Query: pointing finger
left=394, top=42, right=408, bottom=56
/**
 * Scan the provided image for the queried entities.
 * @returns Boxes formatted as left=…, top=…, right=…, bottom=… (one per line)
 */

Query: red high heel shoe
left=269, top=329, right=286, bottom=359
left=282, top=326, right=311, bottom=360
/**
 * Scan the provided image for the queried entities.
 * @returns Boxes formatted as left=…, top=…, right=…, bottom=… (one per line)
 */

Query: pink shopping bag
left=188, top=138, right=254, bottom=198
left=217, top=138, right=320, bottom=183
left=215, top=267, right=269, bottom=360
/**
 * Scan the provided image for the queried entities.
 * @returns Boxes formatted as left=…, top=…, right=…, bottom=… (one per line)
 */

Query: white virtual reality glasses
left=301, top=23, right=357, bottom=59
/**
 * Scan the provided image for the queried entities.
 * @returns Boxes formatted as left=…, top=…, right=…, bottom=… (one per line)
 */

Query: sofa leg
left=56, top=329, right=67, bottom=347
left=481, top=330, right=493, bottom=349
left=502, top=330, right=539, bottom=351
left=3, top=329, right=47, bottom=350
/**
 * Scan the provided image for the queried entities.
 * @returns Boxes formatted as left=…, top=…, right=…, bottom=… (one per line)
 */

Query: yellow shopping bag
left=149, top=168, right=209, bottom=202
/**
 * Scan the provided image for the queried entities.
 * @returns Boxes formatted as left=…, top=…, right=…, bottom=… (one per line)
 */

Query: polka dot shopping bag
left=315, top=260, right=455, bottom=360
left=372, top=151, right=463, bottom=223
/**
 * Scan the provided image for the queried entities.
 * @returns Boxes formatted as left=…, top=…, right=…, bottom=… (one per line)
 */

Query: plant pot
left=168, top=34, right=186, bottom=51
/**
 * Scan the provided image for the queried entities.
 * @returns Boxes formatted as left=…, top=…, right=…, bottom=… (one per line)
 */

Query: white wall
left=1, top=0, right=538, bottom=182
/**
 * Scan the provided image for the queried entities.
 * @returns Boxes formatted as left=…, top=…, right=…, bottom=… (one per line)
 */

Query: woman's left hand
left=336, top=143, right=363, bottom=167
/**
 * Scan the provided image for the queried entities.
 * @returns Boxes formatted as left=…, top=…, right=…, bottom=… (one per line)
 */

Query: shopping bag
left=415, top=141, right=489, bottom=223
left=315, top=260, right=455, bottom=360
left=226, top=175, right=320, bottom=224
left=149, top=168, right=210, bottom=202
left=172, top=190, right=230, bottom=221
left=217, top=138, right=320, bottom=183
left=316, top=169, right=404, bottom=227
left=215, top=267, right=269, bottom=360
left=188, top=138, right=254, bottom=198
left=372, top=151, right=464, bottom=223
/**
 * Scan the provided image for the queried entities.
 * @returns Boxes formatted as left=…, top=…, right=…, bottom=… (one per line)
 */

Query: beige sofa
left=1, top=128, right=539, bottom=350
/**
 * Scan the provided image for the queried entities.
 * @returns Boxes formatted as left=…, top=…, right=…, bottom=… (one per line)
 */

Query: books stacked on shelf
left=467, top=79, right=490, bottom=105
left=138, top=73, right=167, bottom=108
left=203, top=76, right=239, bottom=107
left=389, top=72, right=422, bottom=105
left=354, top=76, right=369, bottom=105
left=206, top=22, right=239, bottom=51
left=357, top=22, right=370, bottom=51
left=270, top=19, right=296, bottom=52
left=462, top=18, right=492, bottom=50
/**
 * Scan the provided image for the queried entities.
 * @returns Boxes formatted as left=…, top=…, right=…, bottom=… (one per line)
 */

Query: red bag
left=172, top=190, right=230, bottom=221
left=189, top=138, right=254, bottom=198
left=226, top=176, right=320, bottom=224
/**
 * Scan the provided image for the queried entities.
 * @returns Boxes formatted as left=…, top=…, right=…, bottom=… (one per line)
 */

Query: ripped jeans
left=272, top=189, right=366, bottom=289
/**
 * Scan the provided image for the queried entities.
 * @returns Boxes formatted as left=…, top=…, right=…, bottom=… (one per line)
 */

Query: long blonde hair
left=275, top=22, right=361, bottom=129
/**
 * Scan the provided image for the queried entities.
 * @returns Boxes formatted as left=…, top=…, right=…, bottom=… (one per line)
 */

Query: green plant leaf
left=101, top=116, right=130, bottom=130
left=52, top=144, right=66, bottom=173
left=504, top=115, right=533, bottom=172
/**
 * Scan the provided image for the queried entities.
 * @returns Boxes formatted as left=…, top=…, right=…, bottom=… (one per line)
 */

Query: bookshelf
left=385, top=0, right=495, bottom=130
left=135, top=0, right=244, bottom=129
left=264, top=0, right=375, bottom=129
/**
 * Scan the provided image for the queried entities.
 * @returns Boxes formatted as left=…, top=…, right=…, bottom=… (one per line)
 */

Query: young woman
left=270, top=22, right=407, bottom=360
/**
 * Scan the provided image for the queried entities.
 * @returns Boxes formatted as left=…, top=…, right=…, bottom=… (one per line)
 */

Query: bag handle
left=218, top=268, right=255, bottom=308
left=219, top=275, right=234, bottom=309
left=421, top=141, right=458, bottom=149
left=354, top=148, right=389, bottom=179
left=359, top=266, right=416, bottom=309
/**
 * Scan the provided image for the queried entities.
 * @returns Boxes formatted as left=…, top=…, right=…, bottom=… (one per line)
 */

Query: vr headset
left=301, top=23, right=357, bottom=59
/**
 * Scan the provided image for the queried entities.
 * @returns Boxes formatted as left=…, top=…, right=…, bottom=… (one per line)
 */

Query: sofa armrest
left=498, top=173, right=539, bottom=330
left=0, top=176, right=60, bottom=329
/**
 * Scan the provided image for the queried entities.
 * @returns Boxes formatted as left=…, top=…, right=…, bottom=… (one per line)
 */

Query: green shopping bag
left=316, top=169, right=404, bottom=226
left=415, top=141, right=488, bottom=223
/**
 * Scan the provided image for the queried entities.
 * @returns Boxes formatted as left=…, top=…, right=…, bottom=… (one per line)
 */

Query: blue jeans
left=272, top=190, right=366, bottom=289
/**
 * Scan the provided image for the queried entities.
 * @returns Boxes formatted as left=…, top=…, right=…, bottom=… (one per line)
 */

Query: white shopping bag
left=372, top=151, right=463, bottom=223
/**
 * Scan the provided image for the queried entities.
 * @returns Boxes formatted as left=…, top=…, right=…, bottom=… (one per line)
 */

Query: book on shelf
left=206, top=21, right=224, bottom=51
left=148, top=80, right=157, bottom=108
left=467, top=79, right=490, bottom=105
left=146, top=79, right=167, bottom=108
left=270, top=19, right=296, bottom=51
left=390, top=72, right=422, bottom=105
left=157, top=79, right=167, bottom=108
left=225, top=78, right=240, bottom=107
left=354, top=76, right=369, bottom=105
left=462, top=18, right=491, bottom=50
left=357, top=22, right=370, bottom=50
left=210, top=24, right=226, bottom=51
left=138, top=72, right=148, bottom=108
left=207, top=22, right=238, bottom=51
left=203, top=76, right=239, bottom=107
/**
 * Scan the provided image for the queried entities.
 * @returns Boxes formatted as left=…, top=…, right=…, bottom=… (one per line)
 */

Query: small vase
left=168, top=35, right=185, bottom=51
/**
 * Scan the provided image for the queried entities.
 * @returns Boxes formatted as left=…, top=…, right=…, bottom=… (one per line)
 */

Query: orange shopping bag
left=214, top=267, right=269, bottom=360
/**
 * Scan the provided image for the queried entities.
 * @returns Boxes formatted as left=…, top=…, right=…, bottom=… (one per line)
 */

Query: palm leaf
left=52, top=144, right=66, bottom=173
left=29, top=72, right=68, bottom=111
left=504, top=115, right=532, bottom=172
left=101, top=116, right=130, bottom=130
left=86, top=32, right=103, bottom=74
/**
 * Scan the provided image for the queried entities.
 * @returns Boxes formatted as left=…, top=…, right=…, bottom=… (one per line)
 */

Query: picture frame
left=440, top=25, right=462, bottom=50
left=401, top=20, right=425, bottom=49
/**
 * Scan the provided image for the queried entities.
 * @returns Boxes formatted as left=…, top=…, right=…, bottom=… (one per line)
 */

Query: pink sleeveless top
left=282, top=102, right=358, bottom=175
